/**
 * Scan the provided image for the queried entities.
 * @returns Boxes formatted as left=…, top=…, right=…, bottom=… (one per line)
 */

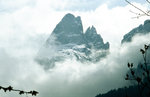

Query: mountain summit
left=121, top=19, right=150, bottom=43
left=85, top=26, right=109, bottom=49
left=36, top=13, right=109, bottom=69
left=50, top=13, right=85, bottom=45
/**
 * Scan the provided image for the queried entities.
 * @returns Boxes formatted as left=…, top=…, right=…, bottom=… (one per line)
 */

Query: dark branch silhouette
left=0, top=85, right=39, bottom=96
left=125, top=44, right=150, bottom=97
left=146, top=0, right=150, bottom=4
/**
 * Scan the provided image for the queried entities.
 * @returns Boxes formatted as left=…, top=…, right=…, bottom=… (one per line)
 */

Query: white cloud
left=78, top=3, right=149, bottom=45
left=0, top=0, right=147, bottom=12
left=0, top=32, right=150, bottom=97
left=0, top=0, right=35, bottom=12
left=1, top=1, right=149, bottom=46
left=0, top=0, right=103, bottom=12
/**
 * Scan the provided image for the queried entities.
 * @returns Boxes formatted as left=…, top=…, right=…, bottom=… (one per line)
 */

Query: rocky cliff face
left=122, top=19, right=150, bottom=43
left=36, top=13, right=109, bottom=69
left=85, top=26, right=109, bottom=49
left=50, top=13, right=85, bottom=45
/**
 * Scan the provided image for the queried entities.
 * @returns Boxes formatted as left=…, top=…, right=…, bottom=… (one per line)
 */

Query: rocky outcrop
left=36, top=13, right=109, bottom=69
left=122, top=20, right=150, bottom=43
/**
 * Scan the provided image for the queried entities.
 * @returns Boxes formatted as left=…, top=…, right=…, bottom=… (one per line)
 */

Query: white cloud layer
left=0, top=0, right=150, bottom=97
left=0, top=32, right=150, bottom=97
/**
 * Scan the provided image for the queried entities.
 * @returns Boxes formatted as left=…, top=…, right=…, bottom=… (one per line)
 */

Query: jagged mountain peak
left=52, top=13, right=83, bottom=36
left=144, top=19, right=150, bottom=25
left=63, top=13, right=75, bottom=18
left=62, top=13, right=75, bottom=21
left=36, top=13, right=110, bottom=69
left=85, top=26, right=97, bottom=35
left=91, top=25, right=96, bottom=30
left=61, top=13, right=82, bottom=24
left=143, top=19, right=150, bottom=31
left=121, top=19, right=150, bottom=43
left=85, top=26, right=103, bottom=43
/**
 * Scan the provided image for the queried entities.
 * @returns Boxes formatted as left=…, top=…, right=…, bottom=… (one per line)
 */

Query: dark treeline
left=95, top=85, right=149, bottom=97
left=96, top=44, right=150, bottom=97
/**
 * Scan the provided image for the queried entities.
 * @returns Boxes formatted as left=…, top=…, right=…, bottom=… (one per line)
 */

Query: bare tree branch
left=129, top=10, right=149, bottom=19
left=125, top=44, right=150, bottom=96
left=0, top=85, right=39, bottom=96
left=146, top=0, right=150, bottom=4
left=125, top=0, right=150, bottom=16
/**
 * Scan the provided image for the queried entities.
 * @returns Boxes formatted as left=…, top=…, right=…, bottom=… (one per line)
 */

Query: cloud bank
left=0, top=31, right=150, bottom=97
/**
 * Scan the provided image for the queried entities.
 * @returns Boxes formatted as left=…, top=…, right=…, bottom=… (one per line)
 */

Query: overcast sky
left=0, top=0, right=149, bottom=45
left=0, top=0, right=150, bottom=97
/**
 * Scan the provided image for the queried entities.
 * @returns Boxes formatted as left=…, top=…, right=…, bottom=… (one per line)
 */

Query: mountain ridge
left=36, top=13, right=110, bottom=69
left=121, top=19, right=150, bottom=43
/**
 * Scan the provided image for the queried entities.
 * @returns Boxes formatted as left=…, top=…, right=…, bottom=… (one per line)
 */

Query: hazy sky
left=0, top=0, right=149, bottom=45
left=0, top=0, right=150, bottom=97
left=0, top=0, right=147, bottom=12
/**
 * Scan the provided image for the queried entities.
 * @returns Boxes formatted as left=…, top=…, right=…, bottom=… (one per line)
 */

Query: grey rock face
left=50, top=13, right=85, bottom=45
left=36, top=13, right=109, bottom=69
left=122, top=19, right=150, bottom=43
left=84, top=26, right=109, bottom=49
